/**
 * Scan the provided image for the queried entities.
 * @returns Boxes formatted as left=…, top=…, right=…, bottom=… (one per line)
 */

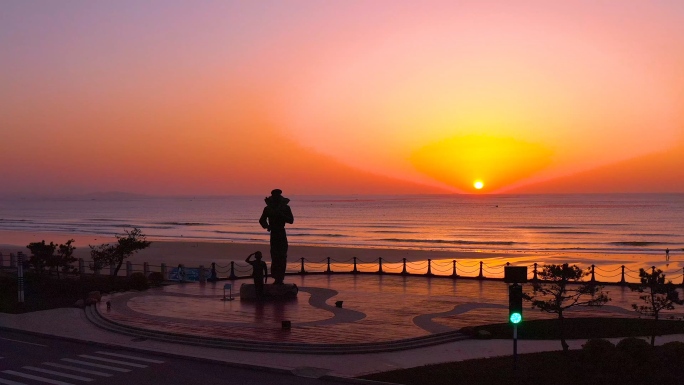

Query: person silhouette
left=245, top=251, right=268, bottom=298
left=259, top=189, right=294, bottom=285
left=666, top=248, right=670, bottom=261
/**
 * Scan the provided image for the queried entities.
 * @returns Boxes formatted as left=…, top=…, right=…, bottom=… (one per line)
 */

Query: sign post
left=222, top=283, right=234, bottom=301
left=17, top=252, right=25, bottom=304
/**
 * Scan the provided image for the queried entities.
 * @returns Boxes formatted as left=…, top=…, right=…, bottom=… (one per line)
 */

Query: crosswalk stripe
left=43, top=363, right=112, bottom=377
left=78, top=355, right=147, bottom=368
left=23, top=366, right=93, bottom=382
left=3, top=370, right=75, bottom=385
left=60, top=359, right=131, bottom=373
left=0, top=377, right=28, bottom=385
left=95, top=352, right=164, bottom=363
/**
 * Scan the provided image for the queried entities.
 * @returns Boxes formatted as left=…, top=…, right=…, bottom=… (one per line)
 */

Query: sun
left=474, top=181, right=484, bottom=190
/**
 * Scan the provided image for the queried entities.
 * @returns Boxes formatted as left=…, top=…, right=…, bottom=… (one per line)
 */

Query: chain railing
left=2, top=250, right=684, bottom=286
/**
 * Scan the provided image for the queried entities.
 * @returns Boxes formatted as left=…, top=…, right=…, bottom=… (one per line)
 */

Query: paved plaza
left=97, top=274, right=671, bottom=348
left=2, top=274, right=684, bottom=378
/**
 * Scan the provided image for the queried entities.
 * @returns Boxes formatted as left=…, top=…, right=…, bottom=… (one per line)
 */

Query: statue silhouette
left=259, top=189, right=294, bottom=285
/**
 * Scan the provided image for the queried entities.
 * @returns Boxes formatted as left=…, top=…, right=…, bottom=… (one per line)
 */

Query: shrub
left=661, top=341, right=684, bottom=366
left=582, top=338, right=615, bottom=361
left=616, top=337, right=652, bottom=360
left=129, top=272, right=149, bottom=291
left=147, top=272, right=164, bottom=287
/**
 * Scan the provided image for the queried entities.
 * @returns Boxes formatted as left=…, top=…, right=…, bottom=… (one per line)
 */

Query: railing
left=1, top=251, right=682, bottom=286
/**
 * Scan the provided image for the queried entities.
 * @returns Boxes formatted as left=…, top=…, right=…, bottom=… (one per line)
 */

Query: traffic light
left=509, top=284, right=523, bottom=324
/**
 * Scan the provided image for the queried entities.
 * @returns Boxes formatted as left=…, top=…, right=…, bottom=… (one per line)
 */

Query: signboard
left=504, top=266, right=528, bottom=283
left=169, top=267, right=201, bottom=282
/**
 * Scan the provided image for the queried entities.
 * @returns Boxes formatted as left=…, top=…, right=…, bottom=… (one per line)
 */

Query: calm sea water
left=1, top=194, right=683, bottom=256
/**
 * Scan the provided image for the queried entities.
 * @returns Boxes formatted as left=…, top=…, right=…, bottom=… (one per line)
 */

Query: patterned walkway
left=97, top=274, right=683, bottom=345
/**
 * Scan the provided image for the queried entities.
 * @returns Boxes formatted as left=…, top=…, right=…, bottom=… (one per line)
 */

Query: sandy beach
left=1, top=229, right=680, bottom=281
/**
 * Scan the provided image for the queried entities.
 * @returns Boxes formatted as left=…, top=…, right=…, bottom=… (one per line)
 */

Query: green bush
left=582, top=338, right=616, bottom=361
left=616, top=337, right=652, bottom=360
left=147, top=272, right=164, bottom=287
left=129, top=272, right=149, bottom=290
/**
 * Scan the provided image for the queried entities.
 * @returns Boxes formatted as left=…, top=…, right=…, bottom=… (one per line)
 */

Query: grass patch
left=0, top=271, right=153, bottom=313
left=465, top=317, right=684, bottom=340
left=363, top=345, right=684, bottom=385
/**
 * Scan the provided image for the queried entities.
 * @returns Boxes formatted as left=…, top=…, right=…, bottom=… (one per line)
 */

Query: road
left=0, top=329, right=350, bottom=385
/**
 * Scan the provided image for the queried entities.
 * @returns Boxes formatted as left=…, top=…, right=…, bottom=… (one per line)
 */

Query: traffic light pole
left=513, top=323, right=518, bottom=370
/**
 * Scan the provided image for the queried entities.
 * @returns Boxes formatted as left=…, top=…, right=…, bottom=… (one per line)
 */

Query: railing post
left=0, top=252, right=3, bottom=268
left=452, top=260, right=458, bottom=277
left=10, top=253, right=16, bottom=268
left=126, top=261, right=133, bottom=277
left=401, top=258, right=407, bottom=275
left=426, top=259, right=433, bottom=276
left=109, top=263, right=116, bottom=276
left=229, top=261, right=237, bottom=279
left=590, top=264, right=596, bottom=283
left=478, top=261, right=484, bottom=279
left=378, top=258, right=383, bottom=274
left=78, top=258, right=85, bottom=275
left=533, top=263, right=538, bottom=282
left=143, top=262, right=150, bottom=277
left=199, top=265, right=206, bottom=283
left=161, top=263, right=167, bottom=279
left=326, top=257, right=332, bottom=273
left=352, top=257, right=358, bottom=273
left=300, top=258, right=306, bottom=274
left=619, top=265, right=626, bottom=285
left=681, top=267, right=684, bottom=287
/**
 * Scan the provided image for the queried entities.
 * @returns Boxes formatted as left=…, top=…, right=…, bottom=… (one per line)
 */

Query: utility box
left=504, top=266, right=528, bottom=283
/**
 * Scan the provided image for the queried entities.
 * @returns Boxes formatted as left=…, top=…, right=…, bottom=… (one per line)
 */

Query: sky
left=1, top=1, right=683, bottom=196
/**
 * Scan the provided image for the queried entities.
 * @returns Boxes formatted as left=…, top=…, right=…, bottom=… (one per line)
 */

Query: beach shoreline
left=1, top=230, right=679, bottom=279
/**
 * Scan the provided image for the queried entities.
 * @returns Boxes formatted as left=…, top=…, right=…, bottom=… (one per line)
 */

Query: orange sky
left=1, top=1, right=683, bottom=196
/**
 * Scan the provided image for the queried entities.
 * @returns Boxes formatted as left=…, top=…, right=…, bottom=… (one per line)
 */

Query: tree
left=89, top=228, right=151, bottom=276
left=631, top=267, right=683, bottom=346
left=55, top=239, right=77, bottom=278
left=526, top=263, right=610, bottom=352
left=26, top=239, right=77, bottom=278
left=26, top=240, right=56, bottom=274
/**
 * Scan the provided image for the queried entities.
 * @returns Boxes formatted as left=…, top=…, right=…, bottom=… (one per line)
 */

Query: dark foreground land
left=365, top=319, right=684, bottom=385
left=363, top=342, right=684, bottom=385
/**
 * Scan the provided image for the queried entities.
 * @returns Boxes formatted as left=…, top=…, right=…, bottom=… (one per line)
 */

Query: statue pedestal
left=240, top=283, right=298, bottom=300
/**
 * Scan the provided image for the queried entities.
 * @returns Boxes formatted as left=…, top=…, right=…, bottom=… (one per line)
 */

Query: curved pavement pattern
left=88, top=274, right=677, bottom=354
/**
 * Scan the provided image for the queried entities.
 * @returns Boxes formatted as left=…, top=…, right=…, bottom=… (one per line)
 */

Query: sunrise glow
left=474, top=181, right=484, bottom=190
left=0, top=2, right=682, bottom=196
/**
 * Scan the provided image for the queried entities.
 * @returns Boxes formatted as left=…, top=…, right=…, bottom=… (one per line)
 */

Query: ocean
left=1, top=193, right=682, bottom=256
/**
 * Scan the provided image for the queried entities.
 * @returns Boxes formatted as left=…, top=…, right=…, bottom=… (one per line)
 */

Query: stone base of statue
left=240, top=283, right=299, bottom=301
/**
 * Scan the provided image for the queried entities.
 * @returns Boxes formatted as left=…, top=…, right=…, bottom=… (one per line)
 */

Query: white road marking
left=60, top=359, right=131, bottom=372
left=43, top=363, right=112, bottom=377
left=23, top=366, right=93, bottom=382
left=3, top=370, right=75, bottom=385
left=0, top=377, right=28, bottom=385
left=0, top=337, right=46, bottom=347
left=78, top=355, right=147, bottom=368
left=95, top=351, right=164, bottom=363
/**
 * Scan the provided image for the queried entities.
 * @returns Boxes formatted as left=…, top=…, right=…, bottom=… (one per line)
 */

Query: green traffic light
left=510, top=312, right=522, bottom=324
